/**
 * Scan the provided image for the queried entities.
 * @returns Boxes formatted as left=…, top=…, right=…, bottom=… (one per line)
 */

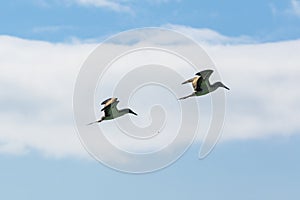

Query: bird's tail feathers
left=178, top=93, right=196, bottom=100
left=86, top=119, right=103, bottom=126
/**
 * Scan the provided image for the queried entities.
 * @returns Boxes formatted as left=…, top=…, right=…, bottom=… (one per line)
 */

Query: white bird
left=179, top=69, right=229, bottom=100
left=87, top=97, right=137, bottom=125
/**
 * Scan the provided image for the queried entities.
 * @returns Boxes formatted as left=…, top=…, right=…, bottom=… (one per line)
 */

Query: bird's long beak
left=130, top=110, right=138, bottom=116
left=223, top=85, right=230, bottom=90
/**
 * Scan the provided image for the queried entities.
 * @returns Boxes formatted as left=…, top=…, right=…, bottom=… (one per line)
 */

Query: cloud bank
left=1, top=25, right=299, bottom=158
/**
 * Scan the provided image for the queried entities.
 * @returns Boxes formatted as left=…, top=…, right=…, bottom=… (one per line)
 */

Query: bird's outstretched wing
left=101, top=97, right=118, bottom=106
left=195, top=69, right=213, bottom=80
left=192, top=76, right=202, bottom=91
left=101, top=100, right=119, bottom=117
left=181, top=76, right=202, bottom=91
left=182, top=70, right=213, bottom=91
left=182, top=77, right=196, bottom=85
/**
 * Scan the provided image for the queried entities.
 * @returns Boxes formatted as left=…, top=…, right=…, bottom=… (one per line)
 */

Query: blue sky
left=1, top=0, right=300, bottom=42
left=1, top=138, right=300, bottom=199
left=1, top=0, right=300, bottom=199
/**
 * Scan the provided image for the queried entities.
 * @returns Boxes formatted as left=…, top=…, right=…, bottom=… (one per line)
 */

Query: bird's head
left=216, top=82, right=230, bottom=90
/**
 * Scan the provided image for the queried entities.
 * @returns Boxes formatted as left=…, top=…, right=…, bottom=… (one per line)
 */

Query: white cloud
left=1, top=26, right=300, bottom=159
left=0, top=35, right=96, bottom=158
left=32, top=25, right=74, bottom=33
left=204, top=40, right=300, bottom=141
left=33, top=0, right=132, bottom=12
left=290, top=0, right=300, bottom=16
left=71, top=0, right=132, bottom=12
left=165, top=24, right=254, bottom=45
left=270, top=0, right=300, bottom=18
left=33, top=0, right=181, bottom=13
left=146, top=0, right=181, bottom=5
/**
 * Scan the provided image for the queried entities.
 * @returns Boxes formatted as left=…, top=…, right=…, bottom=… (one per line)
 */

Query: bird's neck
left=210, top=82, right=221, bottom=92
left=118, top=109, right=129, bottom=116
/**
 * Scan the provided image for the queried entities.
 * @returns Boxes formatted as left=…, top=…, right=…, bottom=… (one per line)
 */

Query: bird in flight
left=179, top=69, right=229, bottom=100
left=87, top=97, right=137, bottom=125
